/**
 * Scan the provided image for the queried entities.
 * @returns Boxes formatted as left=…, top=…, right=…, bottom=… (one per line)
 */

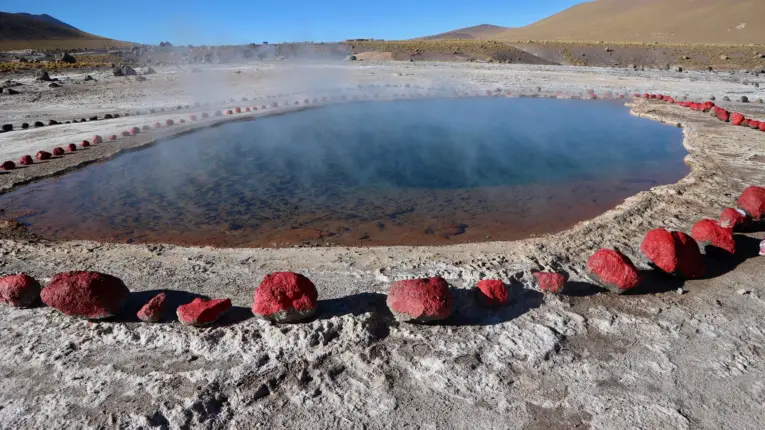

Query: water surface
left=0, top=97, right=687, bottom=247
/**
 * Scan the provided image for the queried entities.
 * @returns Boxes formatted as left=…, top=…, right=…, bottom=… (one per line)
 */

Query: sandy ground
left=1, top=61, right=765, bottom=429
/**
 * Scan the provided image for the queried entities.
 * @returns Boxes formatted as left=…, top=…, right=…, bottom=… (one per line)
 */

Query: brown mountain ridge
left=423, top=0, right=765, bottom=45
left=0, top=12, right=130, bottom=49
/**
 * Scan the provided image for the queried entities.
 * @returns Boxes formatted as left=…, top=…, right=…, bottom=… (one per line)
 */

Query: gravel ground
left=1, top=61, right=765, bottom=429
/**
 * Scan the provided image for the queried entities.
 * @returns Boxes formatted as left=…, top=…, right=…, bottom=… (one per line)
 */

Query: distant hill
left=422, top=24, right=507, bottom=40
left=423, top=0, right=765, bottom=45
left=15, top=13, right=80, bottom=31
left=0, top=12, right=131, bottom=49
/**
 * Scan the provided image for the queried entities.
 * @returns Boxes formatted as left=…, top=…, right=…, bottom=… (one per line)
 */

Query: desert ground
left=1, top=61, right=765, bottom=429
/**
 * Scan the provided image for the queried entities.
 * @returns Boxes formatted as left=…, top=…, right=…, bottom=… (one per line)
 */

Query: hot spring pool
left=0, top=97, right=688, bottom=247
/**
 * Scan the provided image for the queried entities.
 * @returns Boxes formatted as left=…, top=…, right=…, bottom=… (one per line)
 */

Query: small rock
left=137, top=293, right=167, bottom=322
left=48, top=120, right=59, bottom=126
left=730, top=112, right=745, bottom=126
left=35, top=70, right=52, bottom=82
left=5, top=88, right=19, bottom=95
left=1, top=124, right=12, bottom=132
left=135, top=76, right=147, bottom=82
left=52, top=147, right=64, bottom=156
left=0, top=274, right=42, bottom=307
left=387, top=277, right=453, bottom=322
left=722, top=96, right=731, bottom=102
left=737, top=289, right=751, bottom=295
left=83, top=75, right=95, bottom=81
left=177, top=298, right=231, bottom=326
left=691, top=219, right=736, bottom=255
left=740, top=96, right=749, bottom=103
left=676, top=288, right=686, bottom=295
left=41, top=271, right=130, bottom=319
left=737, top=186, right=765, bottom=220
left=720, top=55, right=729, bottom=60
left=640, top=228, right=705, bottom=278
left=34, top=121, right=44, bottom=127
left=1, top=160, right=16, bottom=170
left=35, top=151, right=51, bottom=160
left=719, top=207, right=749, bottom=229
left=58, top=52, right=76, bottom=63
left=18, top=155, right=33, bottom=165
left=586, top=249, right=642, bottom=294
left=252, top=272, right=318, bottom=322
left=475, top=279, right=509, bottom=306
left=532, top=272, right=566, bottom=294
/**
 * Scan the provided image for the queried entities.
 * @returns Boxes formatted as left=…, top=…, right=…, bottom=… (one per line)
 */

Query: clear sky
left=3, top=0, right=584, bottom=45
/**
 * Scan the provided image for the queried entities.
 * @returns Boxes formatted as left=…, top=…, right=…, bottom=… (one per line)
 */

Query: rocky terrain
left=0, top=62, right=765, bottom=429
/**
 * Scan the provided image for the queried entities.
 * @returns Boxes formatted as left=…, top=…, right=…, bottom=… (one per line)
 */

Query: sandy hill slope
left=425, top=0, right=765, bottom=45
left=422, top=24, right=508, bottom=40
left=0, top=12, right=130, bottom=49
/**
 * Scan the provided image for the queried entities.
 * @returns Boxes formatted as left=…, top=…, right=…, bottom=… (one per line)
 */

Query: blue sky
left=4, top=0, right=583, bottom=45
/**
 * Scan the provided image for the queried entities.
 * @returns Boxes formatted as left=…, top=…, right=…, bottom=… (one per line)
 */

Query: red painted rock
left=742, top=119, right=751, bottom=126
left=532, top=272, right=567, bottom=294
left=475, top=280, right=509, bottom=306
left=122, top=131, right=131, bottom=137
left=81, top=140, right=90, bottom=148
left=190, top=115, right=198, bottom=121
left=0, top=160, right=15, bottom=170
left=92, top=135, right=103, bottom=144
left=109, top=134, right=117, bottom=141
left=165, top=119, right=174, bottom=126
left=691, top=219, right=736, bottom=255
left=640, top=229, right=705, bottom=278
left=36, top=151, right=52, bottom=161
left=0, top=274, right=42, bottom=307
left=19, top=155, right=33, bottom=165
left=66, top=143, right=77, bottom=152
left=225, top=110, right=233, bottom=115
left=737, top=186, right=765, bottom=220
left=131, top=127, right=141, bottom=135
left=179, top=119, right=185, bottom=123
left=586, top=249, right=642, bottom=294
left=234, top=107, right=241, bottom=113
left=137, top=292, right=167, bottom=322
left=153, top=122, right=161, bottom=129
left=52, top=147, right=65, bottom=156
left=41, top=271, right=130, bottom=319
left=245, top=107, right=251, bottom=112
left=142, top=125, right=151, bottom=131
left=749, top=120, right=760, bottom=129
left=715, top=109, right=730, bottom=122
left=760, top=122, right=765, bottom=132
left=719, top=207, right=749, bottom=230
left=386, top=277, right=453, bottom=322
left=252, top=272, right=318, bottom=322
left=731, top=112, right=745, bottom=126
left=177, top=298, right=231, bottom=327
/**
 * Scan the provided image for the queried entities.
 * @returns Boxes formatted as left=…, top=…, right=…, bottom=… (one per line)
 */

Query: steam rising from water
left=0, top=97, right=687, bottom=247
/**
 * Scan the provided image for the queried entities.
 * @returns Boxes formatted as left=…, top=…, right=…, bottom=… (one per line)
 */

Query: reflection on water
left=0, top=97, right=687, bottom=247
